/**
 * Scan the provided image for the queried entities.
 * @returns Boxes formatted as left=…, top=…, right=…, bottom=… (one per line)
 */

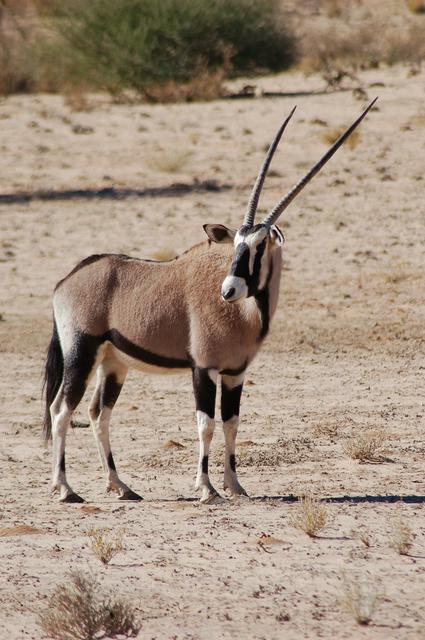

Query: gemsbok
left=43, top=99, right=376, bottom=504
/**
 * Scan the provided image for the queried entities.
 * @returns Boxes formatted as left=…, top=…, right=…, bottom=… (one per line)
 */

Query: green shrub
left=45, top=0, right=297, bottom=97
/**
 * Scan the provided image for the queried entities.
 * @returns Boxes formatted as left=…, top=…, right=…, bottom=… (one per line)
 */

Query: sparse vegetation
left=39, top=570, right=140, bottom=640
left=358, top=528, right=372, bottom=548
left=340, top=574, right=382, bottom=626
left=299, top=17, right=425, bottom=77
left=42, top=0, right=297, bottom=98
left=390, top=517, right=415, bottom=555
left=87, top=528, right=124, bottom=565
left=342, top=430, right=388, bottom=462
left=312, top=423, right=339, bottom=439
left=290, top=494, right=330, bottom=538
left=2, top=1, right=425, bottom=99
left=146, top=150, right=193, bottom=173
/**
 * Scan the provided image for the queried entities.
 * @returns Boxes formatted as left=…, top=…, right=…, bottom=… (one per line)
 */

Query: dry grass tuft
left=358, top=528, right=372, bottom=548
left=390, top=517, right=415, bottom=555
left=312, top=423, right=339, bottom=439
left=87, top=528, right=124, bottom=565
left=63, top=89, right=92, bottom=112
left=149, top=248, right=178, bottom=261
left=39, top=570, right=140, bottom=640
left=406, top=0, right=425, bottom=13
left=163, top=439, right=185, bottom=449
left=342, top=430, right=388, bottom=462
left=143, top=68, right=227, bottom=103
left=290, top=494, right=330, bottom=538
left=299, top=17, right=425, bottom=75
left=146, top=150, right=192, bottom=173
left=321, top=126, right=360, bottom=150
left=340, top=574, right=382, bottom=626
left=383, top=262, right=411, bottom=285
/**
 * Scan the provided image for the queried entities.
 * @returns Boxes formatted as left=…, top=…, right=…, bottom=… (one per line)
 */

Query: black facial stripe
left=229, top=454, right=236, bottom=473
left=221, top=383, right=243, bottom=423
left=107, top=452, right=116, bottom=471
left=192, top=367, right=216, bottom=419
left=100, top=374, right=122, bottom=410
left=230, top=242, right=250, bottom=280
left=255, top=261, right=273, bottom=341
left=59, top=452, right=66, bottom=472
left=248, top=240, right=266, bottom=296
left=202, top=455, right=209, bottom=474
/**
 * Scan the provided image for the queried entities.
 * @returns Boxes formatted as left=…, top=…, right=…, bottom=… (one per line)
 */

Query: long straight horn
left=261, top=97, right=378, bottom=227
left=243, top=106, right=297, bottom=228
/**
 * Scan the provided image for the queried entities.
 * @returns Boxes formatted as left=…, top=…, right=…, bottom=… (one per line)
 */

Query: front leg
left=192, top=367, right=222, bottom=504
left=221, top=372, right=248, bottom=497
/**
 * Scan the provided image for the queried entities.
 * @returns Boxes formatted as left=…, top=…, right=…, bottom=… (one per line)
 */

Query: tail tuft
left=42, top=321, right=63, bottom=441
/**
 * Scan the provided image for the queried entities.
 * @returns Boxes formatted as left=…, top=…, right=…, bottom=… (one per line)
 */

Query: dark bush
left=45, top=0, right=297, bottom=96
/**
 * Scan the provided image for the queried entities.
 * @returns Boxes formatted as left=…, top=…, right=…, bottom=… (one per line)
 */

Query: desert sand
left=0, top=65, right=424, bottom=638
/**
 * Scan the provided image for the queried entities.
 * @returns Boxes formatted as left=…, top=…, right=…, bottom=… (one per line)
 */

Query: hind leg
left=88, top=358, right=142, bottom=501
left=51, top=334, right=105, bottom=502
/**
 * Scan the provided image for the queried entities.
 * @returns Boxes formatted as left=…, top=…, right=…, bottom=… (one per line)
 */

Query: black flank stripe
left=221, top=383, right=243, bottom=423
left=107, top=329, right=191, bottom=369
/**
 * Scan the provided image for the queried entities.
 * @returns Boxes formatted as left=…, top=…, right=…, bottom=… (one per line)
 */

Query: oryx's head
left=204, top=98, right=377, bottom=303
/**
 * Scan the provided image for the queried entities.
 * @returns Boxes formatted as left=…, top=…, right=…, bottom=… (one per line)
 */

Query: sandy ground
left=0, top=65, right=424, bottom=639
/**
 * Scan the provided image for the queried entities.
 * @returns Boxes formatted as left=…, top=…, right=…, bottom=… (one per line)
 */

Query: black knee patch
left=202, top=455, right=208, bottom=474
left=107, top=452, right=116, bottom=471
left=192, top=368, right=216, bottom=419
left=221, top=383, right=243, bottom=423
left=101, top=374, right=122, bottom=410
left=59, top=452, right=66, bottom=472
left=229, top=453, right=236, bottom=472
left=63, top=332, right=103, bottom=410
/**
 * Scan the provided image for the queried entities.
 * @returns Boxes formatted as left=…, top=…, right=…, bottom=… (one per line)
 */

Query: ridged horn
left=261, top=97, right=378, bottom=227
left=242, top=106, right=296, bottom=228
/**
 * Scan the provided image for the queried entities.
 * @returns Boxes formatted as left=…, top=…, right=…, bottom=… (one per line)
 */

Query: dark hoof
left=61, top=492, right=85, bottom=503
left=119, top=490, right=143, bottom=501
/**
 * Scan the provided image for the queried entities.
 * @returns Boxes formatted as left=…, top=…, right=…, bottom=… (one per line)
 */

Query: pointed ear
left=203, top=223, right=236, bottom=244
left=270, top=224, right=285, bottom=246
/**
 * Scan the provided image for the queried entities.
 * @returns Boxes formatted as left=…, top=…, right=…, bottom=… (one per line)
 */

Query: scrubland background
left=0, top=1, right=424, bottom=638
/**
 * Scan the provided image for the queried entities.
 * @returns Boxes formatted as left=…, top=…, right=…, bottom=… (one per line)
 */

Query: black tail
left=42, top=320, right=63, bottom=442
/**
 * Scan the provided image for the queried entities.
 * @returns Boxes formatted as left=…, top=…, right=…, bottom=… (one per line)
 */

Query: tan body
left=54, top=240, right=282, bottom=373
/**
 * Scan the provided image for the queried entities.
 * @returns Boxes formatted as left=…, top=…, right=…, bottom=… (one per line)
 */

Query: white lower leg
left=51, top=396, right=75, bottom=500
left=223, top=416, right=247, bottom=496
left=195, top=410, right=218, bottom=502
left=91, top=408, right=132, bottom=497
